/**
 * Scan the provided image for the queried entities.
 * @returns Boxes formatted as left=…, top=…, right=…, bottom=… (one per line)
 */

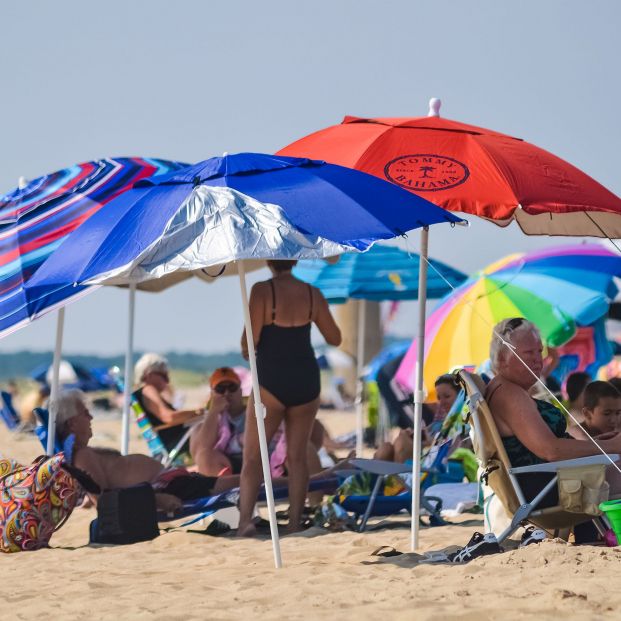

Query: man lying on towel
left=54, top=389, right=338, bottom=515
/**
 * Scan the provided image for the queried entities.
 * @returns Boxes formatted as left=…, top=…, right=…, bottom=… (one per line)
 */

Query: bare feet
left=285, top=523, right=305, bottom=535
left=236, top=522, right=258, bottom=538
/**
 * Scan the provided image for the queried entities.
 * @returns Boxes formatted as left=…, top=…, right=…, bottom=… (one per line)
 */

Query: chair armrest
left=348, top=458, right=412, bottom=476
left=509, top=454, right=619, bottom=474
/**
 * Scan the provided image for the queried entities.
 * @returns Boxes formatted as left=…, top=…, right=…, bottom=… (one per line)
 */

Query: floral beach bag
left=0, top=454, right=80, bottom=553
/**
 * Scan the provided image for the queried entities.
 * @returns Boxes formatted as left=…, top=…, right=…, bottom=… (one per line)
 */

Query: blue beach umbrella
left=294, top=244, right=467, bottom=454
left=25, top=152, right=465, bottom=568
left=294, top=244, right=466, bottom=303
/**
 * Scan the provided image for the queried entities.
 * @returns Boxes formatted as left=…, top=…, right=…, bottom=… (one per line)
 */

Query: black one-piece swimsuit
left=256, top=280, right=321, bottom=407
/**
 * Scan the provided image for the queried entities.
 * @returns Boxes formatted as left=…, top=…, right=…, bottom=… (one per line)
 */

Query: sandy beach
left=1, top=404, right=619, bottom=621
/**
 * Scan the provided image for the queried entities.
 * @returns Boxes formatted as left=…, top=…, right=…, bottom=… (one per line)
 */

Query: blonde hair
left=134, top=353, right=169, bottom=384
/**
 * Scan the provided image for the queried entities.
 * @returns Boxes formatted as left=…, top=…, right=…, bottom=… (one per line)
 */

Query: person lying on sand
left=54, top=389, right=343, bottom=518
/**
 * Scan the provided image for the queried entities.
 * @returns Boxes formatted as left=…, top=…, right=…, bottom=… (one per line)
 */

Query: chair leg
left=359, top=475, right=384, bottom=533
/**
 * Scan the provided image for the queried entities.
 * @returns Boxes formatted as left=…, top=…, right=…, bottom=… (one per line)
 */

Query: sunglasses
left=502, top=317, right=525, bottom=334
left=214, top=382, right=240, bottom=395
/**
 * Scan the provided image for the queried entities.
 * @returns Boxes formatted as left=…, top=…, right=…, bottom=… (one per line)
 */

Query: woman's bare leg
left=284, top=398, right=320, bottom=533
left=305, top=442, right=324, bottom=506
left=192, top=447, right=234, bottom=477
left=237, top=388, right=285, bottom=537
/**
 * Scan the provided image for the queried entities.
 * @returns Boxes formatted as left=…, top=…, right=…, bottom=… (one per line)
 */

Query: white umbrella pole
left=410, top=227, right=429, bottom=551
left=121, top=283, right=136, bottom=455
left=47, top=307, right=66, bottom=455
left=355, top=299, right=367, bottom=456
left=238, top=261, right=282, bottom=569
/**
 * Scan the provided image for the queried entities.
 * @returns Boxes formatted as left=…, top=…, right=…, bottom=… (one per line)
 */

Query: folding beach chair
left=0, top=391, right=21, bottom=431
left=457, top=369, right=618, bottom=544
left=333, top=452, right=458, bottom=532
left=129, top=394, right=197, bottom=468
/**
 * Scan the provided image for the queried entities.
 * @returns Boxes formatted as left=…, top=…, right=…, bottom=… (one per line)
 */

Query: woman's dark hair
left=565, top=371, right=592, bottom=402
left=583, top=380, right=621, bottom=410
left=434, top=373, right=460, bottom=393
left=267, top=259, right=297, bottom=273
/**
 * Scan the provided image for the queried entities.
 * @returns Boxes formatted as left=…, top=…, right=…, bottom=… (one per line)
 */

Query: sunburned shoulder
left=486, top=379, right=532, bottom=411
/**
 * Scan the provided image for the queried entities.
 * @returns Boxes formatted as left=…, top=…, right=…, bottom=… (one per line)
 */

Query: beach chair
left=111, top=377, right=195, bottom=467
left=164, top=476, right=341, bottom=526
left=129, top=394, right=197, bottom=468
left=334, top=452, right=457, bottom=532
left=0, top=391, right=21, bottom=431
left=456, top=369, right=617, bottom=544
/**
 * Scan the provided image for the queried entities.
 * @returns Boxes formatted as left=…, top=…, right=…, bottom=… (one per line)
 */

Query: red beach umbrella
left=278, top=99, right=621, bottom=238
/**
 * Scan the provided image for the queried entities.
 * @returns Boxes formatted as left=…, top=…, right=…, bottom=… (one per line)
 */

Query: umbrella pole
left=355, top=299, right=366, bottom=456
left=411, top=227, right=429, bottom=551
left=238, top=261, right=282, bottom=569
left=121, top=283, right=136, bottom=455
left=47, top=307, right=66, bottom=455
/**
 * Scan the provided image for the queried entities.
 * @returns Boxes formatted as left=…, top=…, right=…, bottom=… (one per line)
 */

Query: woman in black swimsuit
left=237, top=260, right=342, bottom=536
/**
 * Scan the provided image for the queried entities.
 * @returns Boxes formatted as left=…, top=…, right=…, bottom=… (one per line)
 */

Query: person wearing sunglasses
left=133, top=353, right=208, bottom=459
left=485, top=317, right=621, bottom=505
left=189, top=367, right=248, bottom=476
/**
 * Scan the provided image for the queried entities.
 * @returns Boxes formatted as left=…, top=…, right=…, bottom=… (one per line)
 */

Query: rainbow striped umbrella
left=0, top=156, right=187, bottom=337
left=395, top=243, right=621, bottom=397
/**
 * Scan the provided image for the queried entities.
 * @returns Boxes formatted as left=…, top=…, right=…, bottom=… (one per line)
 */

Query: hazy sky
left=1, top=0, right=619, bottom=355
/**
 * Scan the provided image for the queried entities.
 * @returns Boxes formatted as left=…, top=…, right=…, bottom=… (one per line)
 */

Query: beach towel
left=0, top=453, right=80, bottom=553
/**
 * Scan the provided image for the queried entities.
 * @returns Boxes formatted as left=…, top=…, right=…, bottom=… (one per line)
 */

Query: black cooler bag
left=89, top=482, right=160, bottom=545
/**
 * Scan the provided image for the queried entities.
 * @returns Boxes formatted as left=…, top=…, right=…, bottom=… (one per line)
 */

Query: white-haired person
left=54, top=389, right=339, bottom=516
left=133, top=353, right=211, bottom=467
left=485, top=317, right=621, bottom=505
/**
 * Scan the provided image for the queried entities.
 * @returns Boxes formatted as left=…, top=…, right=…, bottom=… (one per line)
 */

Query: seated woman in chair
left=182, top=367, right=307, bottom=481
left=133, top=353, right=208, bottom=460
left=373, top=374, right=458, bottom=463
left=485, top=318, right=621, bottom=500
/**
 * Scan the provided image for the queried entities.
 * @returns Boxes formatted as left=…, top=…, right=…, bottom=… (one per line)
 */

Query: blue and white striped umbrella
left=293, top=244, right=466, bottom=303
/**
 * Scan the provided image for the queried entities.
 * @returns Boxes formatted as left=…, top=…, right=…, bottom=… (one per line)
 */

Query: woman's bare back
left=259, top=276, right=315, bottom=326
left=75, top=447, right=165, bottom=490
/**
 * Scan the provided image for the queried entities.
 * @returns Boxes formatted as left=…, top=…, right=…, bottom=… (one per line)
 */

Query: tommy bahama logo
left=384, top=154, right=470, bottom=192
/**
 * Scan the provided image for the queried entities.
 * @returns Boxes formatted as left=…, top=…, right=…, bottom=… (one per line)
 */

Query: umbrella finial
left=428, top=98, right=441, bottom=117
left=17, top=176, right=28, bottom=189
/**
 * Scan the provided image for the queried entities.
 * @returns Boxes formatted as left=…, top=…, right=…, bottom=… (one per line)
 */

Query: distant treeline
left=0, top=350, right=247, bottom=381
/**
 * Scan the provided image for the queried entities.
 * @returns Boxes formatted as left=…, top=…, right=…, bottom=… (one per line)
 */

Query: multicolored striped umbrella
left=0, top=156, right=187, bottom=337
left=395, top=244, right=621, bottom=397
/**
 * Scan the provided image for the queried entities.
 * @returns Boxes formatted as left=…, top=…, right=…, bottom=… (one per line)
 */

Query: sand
left=1, top=403, right=620, bottom=620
